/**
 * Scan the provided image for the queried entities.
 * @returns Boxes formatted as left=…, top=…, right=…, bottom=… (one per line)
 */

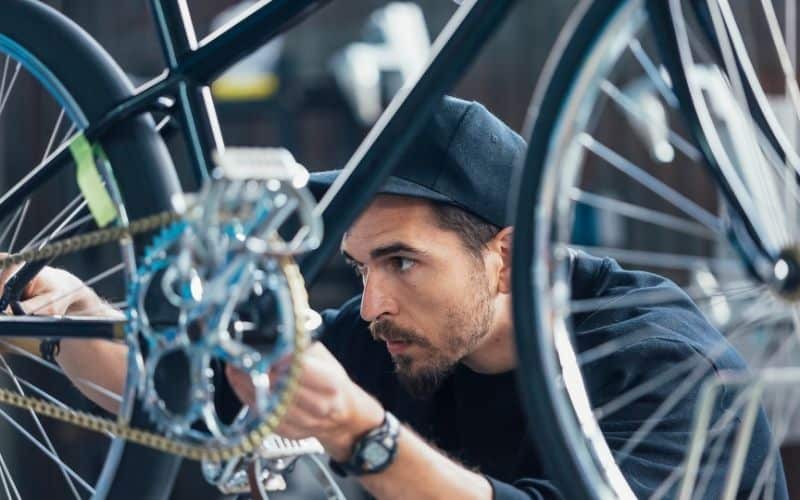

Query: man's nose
left=360, top=272, right=397, bottom=322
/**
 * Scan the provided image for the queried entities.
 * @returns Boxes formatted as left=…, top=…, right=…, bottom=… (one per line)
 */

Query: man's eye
left=391, top=257, right=415, bottom=272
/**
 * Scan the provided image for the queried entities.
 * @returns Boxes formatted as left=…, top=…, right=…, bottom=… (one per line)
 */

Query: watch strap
left=330, top=410, right=400, bottom=477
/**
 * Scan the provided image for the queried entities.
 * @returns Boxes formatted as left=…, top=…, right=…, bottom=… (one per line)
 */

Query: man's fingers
left=19, top=291, right=70, bottom=316
left=286, top=385, right=338, bottom=420
left=275, top=407, right=323, bottom=438
left=292, top=354, right=342, bottom=394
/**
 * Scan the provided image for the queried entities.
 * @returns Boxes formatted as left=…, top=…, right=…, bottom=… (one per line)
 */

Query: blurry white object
left=331, top=2, right=431, bottom=125
left=619, top=76, right=676, bottom=163
left=211, top=1, right=285, bottom=100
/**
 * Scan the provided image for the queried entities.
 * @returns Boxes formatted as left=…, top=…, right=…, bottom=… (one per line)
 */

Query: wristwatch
left=329, top=410, right=400, bottom=476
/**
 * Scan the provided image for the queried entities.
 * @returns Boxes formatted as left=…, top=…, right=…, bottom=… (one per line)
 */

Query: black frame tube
left=0, top=317, right=121, bottom=340
left=182, top=0, right=332, bottom=84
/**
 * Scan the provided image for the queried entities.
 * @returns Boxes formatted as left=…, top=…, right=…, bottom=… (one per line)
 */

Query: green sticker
left=69, top=134, right=118, bottom=227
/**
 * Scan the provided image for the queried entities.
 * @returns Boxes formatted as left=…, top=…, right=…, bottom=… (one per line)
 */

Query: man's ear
left=486, top=227, right=513, bottom=294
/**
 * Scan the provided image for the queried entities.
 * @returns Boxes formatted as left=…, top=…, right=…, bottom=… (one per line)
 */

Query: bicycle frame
left=0, top=0, right=517, bottom=340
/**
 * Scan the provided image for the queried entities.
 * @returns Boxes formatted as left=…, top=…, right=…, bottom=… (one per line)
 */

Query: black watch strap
left=329, top=411, right=400, bottom=477
left=40, top=338, right=61, bottom=363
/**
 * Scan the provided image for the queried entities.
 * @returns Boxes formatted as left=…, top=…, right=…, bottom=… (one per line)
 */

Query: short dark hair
left=430, top=202, right=501, bottom=257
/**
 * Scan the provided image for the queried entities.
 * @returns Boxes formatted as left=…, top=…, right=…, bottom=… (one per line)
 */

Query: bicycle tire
left=0, top=1, right=182, bottom=499
left=512, top=2, right=635, bottom=497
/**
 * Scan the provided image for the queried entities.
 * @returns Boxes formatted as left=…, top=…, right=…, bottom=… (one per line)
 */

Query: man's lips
left=385, top=339, right=412, bottom=355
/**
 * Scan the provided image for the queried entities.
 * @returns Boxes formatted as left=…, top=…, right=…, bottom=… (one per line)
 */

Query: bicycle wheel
left=513, top=0, right=791, bottom=498
left=0, top=1, right=182, bottom=498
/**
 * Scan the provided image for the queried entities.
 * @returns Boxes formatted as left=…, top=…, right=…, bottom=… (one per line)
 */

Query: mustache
left=369, top=320, right=430, bottom=347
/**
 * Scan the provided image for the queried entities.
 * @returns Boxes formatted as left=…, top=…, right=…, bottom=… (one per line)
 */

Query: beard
left=368, top=269, right=494, bottom=399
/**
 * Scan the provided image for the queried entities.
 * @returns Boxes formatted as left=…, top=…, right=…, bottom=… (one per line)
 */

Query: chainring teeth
left=126, top=185, right=312, bottom=449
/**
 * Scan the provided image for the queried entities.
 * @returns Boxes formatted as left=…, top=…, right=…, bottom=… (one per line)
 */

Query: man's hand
left=0, top=263, right=122, bottom=318
left=226, top=342, right=385, bottom=461
left=0, top=261, right=126, bottom=413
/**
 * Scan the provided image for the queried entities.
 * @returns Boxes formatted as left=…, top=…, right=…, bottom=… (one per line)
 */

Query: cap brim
left=308, top=170, right=454, bottom=206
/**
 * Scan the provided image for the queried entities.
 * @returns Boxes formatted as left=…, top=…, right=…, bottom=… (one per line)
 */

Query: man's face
left=341, top=195, right=497, bottom=398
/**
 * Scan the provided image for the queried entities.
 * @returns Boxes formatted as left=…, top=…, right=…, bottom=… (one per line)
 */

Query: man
left=17, top=96, right=788, bottom=499
left=225, top=96, right=787, bottom=499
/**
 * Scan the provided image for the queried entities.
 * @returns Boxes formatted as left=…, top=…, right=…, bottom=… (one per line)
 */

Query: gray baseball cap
left=308, top=96, right=526, bottom=227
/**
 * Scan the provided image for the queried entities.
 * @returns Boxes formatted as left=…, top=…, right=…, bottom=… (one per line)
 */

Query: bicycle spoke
left=578, top=134, right=723, bottom=232
left=593, top=297, right=780, bottom=420
left=572, top=189, right=715, bottom=240
left=0, top=355, right=82, bottom=499
left=575, top=288, right=769, bottom=368
left=26, top=214, right=93, bottom=255
left=0, top=365, right=69, bottom=410
left=652, top=391, right=757, bottom=498
left=746, top=387, right=800, bottom=500
left=705, top=1, right=748, bottom=104
left=686, top=388, right=754, bottom=500
left=0, top=206, right=25, bottom=251
left=0, top=447, right=21, bottom=500
left=0, top=61, right=20, bottom=117
left=703, top=0, right=796, bottom=248
left=614, top=308, right=797, bottom=464
left=34, top=202, right=90, bottom=251
left=28, top=262, right=125, bottom=315
left=759, top=0, right=800, bottom=131
left=600, top=80, right=700, bottom=160
left=627, top=38, right=678, bottom=108
left=0, top=56, right=9, bottom=102
left=0, top=340, right=121, bottom=403
left=568, top=244, right=738, bottom=271
left=0, top=405, right=94, bottom=494
left=6, top=110, right=81, bottom=255
left=761, top=0, right=800, bottom=242
left=0, top=362, right=114, bottom=440
left=22, top=195, right=87, bottom=251
left=568, top=279, right=762, bottom=317
left=42, top=110, right=67, bottom=161
left=651, top=393, right=749, bottom=499
left=7, top=199, right=30, bottom=253
left=702, top=0, right=800, bottom=179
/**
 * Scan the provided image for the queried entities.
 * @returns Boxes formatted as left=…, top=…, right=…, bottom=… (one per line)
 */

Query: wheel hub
left=771, top=247, right=800, bottom=301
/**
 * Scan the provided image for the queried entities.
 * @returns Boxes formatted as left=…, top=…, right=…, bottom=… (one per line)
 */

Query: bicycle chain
left=0, top=210, right=181, bottom=270
left=0, top=211, right=311, bottom=461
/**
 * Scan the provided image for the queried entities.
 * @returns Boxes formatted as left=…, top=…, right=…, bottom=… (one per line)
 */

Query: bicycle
left=0, top=0, right=797, bottom=498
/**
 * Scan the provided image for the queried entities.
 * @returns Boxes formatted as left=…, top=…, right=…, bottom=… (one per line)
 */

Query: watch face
left=362, top=442, right=390, bottom=469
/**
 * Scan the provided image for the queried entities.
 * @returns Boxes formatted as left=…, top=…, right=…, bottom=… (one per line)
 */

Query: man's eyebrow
left=370, top=242, right=426, bottom=260
left=340, top=243, right=426, bottom=265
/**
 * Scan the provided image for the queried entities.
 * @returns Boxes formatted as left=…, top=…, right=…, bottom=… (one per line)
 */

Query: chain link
left=0, top=211, right=181, bottom=270
left=0, top=211, right=311, bottom=461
